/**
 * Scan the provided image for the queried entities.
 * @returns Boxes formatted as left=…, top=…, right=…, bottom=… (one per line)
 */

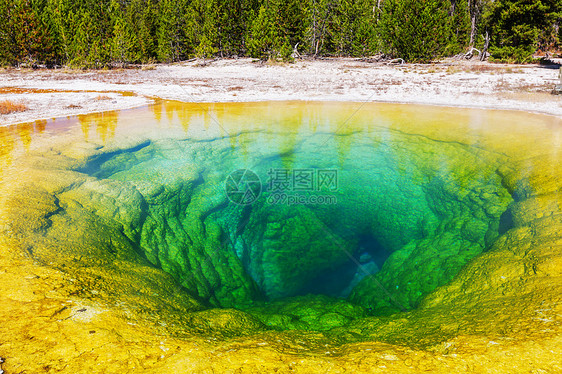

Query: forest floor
left=0, top=57, right=561, bottom=126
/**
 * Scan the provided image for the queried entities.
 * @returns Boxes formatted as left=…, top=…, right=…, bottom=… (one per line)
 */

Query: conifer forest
left=0, top=0, right=560, bottom=67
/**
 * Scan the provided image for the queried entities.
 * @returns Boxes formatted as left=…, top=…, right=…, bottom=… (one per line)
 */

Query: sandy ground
left=0, top=57, right=561, bottom=126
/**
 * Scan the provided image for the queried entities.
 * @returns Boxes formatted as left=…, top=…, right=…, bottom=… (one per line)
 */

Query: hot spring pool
left=0, top=101, right=560, bottom=373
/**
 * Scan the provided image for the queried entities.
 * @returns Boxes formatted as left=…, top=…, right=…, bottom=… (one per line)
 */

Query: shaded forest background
left=0, top=0, right=560, bottom=68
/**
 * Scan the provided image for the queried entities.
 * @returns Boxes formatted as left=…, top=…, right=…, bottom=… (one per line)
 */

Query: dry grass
left=466, top=64, right=499, bottom=73
left=442, top=63, right=527, bottom=75
left=341, top=63, right=370, bottom=69
left=0, top=87, right=31, bottom=94
left=494, top=79, right=553, bottom=93
left=227, top=86, right=244, bottom=92
left=0, top=100, right=28, bottom=114
left=500, top=91, right=558, bottom=103
left=264, top=59, right=291, bottom=67
left=0, top=87, right=62, bottom=94
left=95, top=95, right=112, bottom=101
left=368, top=79, right=403, bottom=86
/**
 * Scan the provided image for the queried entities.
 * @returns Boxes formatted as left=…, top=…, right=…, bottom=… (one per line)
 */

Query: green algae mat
left=0, top=101, right=561, bottom=373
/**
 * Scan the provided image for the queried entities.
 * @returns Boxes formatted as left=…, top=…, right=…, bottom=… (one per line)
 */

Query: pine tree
left=448, top=0, right=472, bottom=54
left=186, top=0, right=219, bottom=60
left=247, top=4, right=287, bottom=60
left=247, top=0, right=305, bottom=61
left=62, top=0, right=114, bottom=68
left=0, top=0, right=17, bottom=65
left=125, top=0, right=157, bottom=63
left=329, top=0, right=376, bottom=57
left=68, top=13, right=91, bottom=67
left=216, top=0, right=259, bottom=56
left=45, top=0, right=78, bottom=64
left=378, top=0, right=452, bottom=62
left=276, top=0, right=308, bottom=50
left=306, top=0, right=335, bottom=56
left=156, top=0, right=189, bottom=62
left=39, top=0, right=65, bottom=66
left=109, top=0, right=141, bottom=65
left=483, top=0, right=562, bottom=62
left=2, top=0, right=56, bottom=66
left=67, top=3, right=111, bottom=68
left=467, top=0, right=490, bottom=47
left=11, top=0, right=38, bottom=63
